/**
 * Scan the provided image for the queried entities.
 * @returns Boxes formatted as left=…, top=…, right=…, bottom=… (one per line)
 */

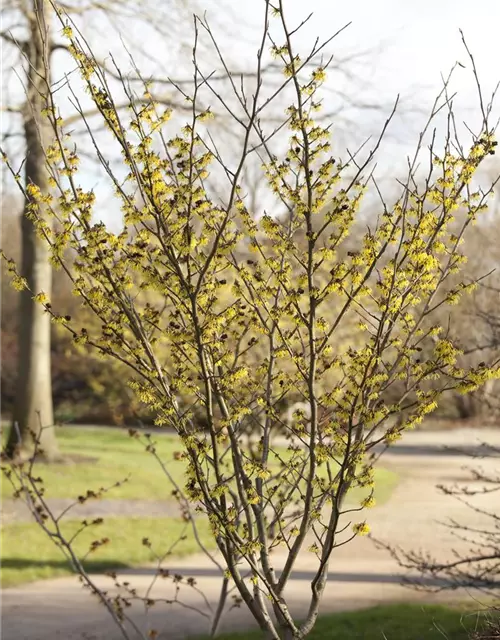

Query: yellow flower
left=11, top=275, right=28, bottom=291
left=353, top=522, right=370, bottom=536
left=33, top=292, right=49, bottom=305
left=361, top=496, right=376, bottom=509
left=312, top=67, right=326, bottom=83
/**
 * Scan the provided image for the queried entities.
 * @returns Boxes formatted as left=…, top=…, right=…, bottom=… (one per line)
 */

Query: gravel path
left=2, top=427, right=499, bottom=640
left=1, top=498, right=185, bottom=525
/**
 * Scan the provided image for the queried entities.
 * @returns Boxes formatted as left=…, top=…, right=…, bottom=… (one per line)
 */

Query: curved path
left=2, top=428, right=499, bottom=640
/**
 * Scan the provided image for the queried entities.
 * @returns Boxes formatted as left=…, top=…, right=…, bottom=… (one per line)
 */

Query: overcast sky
left=210, top=0, right=500, bottom=104
left=111, top=0, right=500, bottom=189
left=199, top=1, right=500, bottom=148
left=72, top=0, right=500, bottom=220
left=3, top=0, right=499, bottom=223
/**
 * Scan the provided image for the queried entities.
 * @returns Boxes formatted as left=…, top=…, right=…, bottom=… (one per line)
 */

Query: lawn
left=198, top=603, right=496, bottom=640
left=1, top=426, right=399, bottom=505
left=1, top=515, right=215, bottom=587
left=1, top=426, right=187, bottom=501
left=1, top=426, right=399, bottom=587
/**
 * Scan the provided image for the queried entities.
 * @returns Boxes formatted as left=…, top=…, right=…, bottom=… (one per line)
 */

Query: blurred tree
left=428, top=169, right=500, bottom=422
left=0, top=0, right=223, bottom=459
left=2, top=0, right=58, bottom=460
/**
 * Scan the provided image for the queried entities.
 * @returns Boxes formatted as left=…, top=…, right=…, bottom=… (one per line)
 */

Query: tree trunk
left=6, top=0, right=59, bottom=461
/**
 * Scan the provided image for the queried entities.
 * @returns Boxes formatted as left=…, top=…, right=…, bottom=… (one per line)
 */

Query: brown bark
left=6, top=0, right=59, bottom=461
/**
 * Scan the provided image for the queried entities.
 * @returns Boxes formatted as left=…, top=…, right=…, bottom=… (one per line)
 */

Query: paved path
left=2, top=428, right=499, bottom=640
left=1, top=498, right=186, bottom=525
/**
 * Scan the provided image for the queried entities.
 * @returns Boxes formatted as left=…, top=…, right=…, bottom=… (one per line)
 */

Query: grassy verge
left=1, top=515, right=215, bottom=587
left=198, top=603, right=496, bottom=640
left=1, top=426, right=399, bottom=505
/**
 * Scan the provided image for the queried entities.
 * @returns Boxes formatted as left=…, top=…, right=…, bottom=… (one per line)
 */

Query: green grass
left=1, top=516, right=214, bottom=587
left=1, top=426, right=399, bottom=505
left=1, top=426, right=189, bottom=501
left=199, top=603, right=496, bottom=639
left=1, top=426, right=398, bottom=587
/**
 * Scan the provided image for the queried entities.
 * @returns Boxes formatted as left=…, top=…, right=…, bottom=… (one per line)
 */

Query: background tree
left=0, top=0, right=223, bottom=459
left=2, top=0, right=58, bottom=460
left=426, top=173, right=500, bottom=422
left=1, top=203, right=150, bottom=426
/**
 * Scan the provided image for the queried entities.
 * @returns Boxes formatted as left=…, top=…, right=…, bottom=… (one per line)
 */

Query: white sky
left=213, top=0, right=500, bottom=101
left=138, top=0, right=500, bottom=216
left=206, top=1, right=500, bottom=136
left=125, top=0, right=500, bottom=189
left=2, top=0, right=500, bottom=222
left=185, top=0, right=500, bottom=213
